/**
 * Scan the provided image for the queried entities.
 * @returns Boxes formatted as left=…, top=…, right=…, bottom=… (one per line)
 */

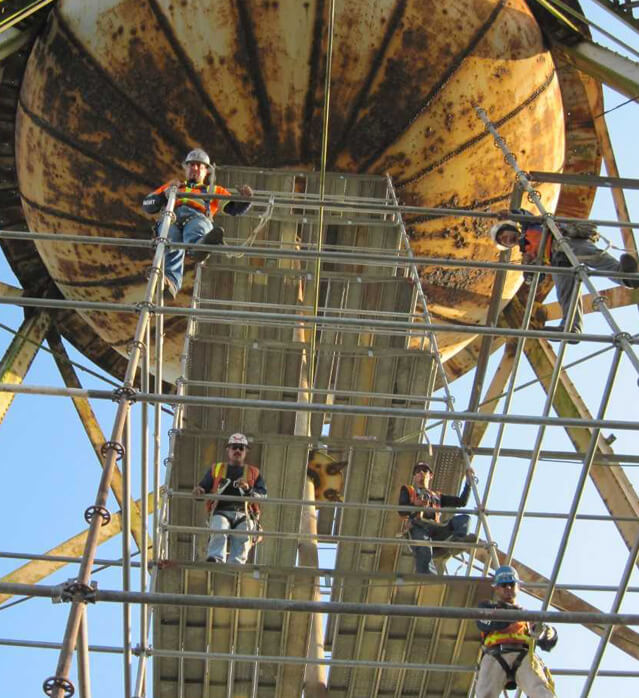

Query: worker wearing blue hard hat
left=474, top=564, right=558, bottom=697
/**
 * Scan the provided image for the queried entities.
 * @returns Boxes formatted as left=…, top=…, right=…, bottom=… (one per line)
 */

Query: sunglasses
left=228, top=444, right=246, bottom=451
left=413, top=466, right=432, bottom=474
left=496, top=582, right=516, bottom=588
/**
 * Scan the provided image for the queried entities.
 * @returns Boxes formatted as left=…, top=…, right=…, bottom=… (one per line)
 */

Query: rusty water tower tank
left=12, top=0, right=600, bottom=381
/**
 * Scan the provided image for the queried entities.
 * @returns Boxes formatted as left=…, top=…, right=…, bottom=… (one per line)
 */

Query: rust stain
left=9, top=0, right=601, bottom=381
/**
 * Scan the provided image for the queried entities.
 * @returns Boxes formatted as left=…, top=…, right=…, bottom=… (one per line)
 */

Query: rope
left=222, top=197, right=274, bottom=259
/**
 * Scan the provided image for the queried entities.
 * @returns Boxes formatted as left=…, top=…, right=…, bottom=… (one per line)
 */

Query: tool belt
left=482, top=643, right=529, bottom=691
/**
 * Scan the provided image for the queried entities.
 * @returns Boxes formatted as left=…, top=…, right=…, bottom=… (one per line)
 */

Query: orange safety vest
left=404, top=485, right=443, bottom=523
left=482, top=620, right=531, bottom=648
left=205, top=462, right=261, bottom=517
left=522, top=226, right=553, bottom=265
left=151, top=181, right=231, bottom=218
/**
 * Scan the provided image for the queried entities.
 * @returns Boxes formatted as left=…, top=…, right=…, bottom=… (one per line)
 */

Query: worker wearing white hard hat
left=193, top=433, right=266, bottom=565
left=489, top=207, right=639, bottom=342
left=142, top=149, right=254, bottom=299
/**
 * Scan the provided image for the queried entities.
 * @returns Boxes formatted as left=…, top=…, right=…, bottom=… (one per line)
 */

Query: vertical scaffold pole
left=44, top=187, right=177, bottom=698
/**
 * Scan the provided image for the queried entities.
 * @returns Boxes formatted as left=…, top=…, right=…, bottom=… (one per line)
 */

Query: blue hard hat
left=493, top=565, right=519, bottom=586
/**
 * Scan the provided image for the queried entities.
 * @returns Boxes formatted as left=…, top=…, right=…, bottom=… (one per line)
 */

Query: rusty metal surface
left=6, top=0, right=601, bottom=380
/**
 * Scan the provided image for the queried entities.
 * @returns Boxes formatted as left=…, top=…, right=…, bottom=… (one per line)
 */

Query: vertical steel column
left=132, top=324, right=150, bottom=698
left=307, top=0, right=336, bottom=391
left=76, top=608, right=91, bottom=698
left=45, top=187, right=177, bottom=698
left=122, top=416, right=132, bottom=698
left=299, top=477, right=328, bottom=697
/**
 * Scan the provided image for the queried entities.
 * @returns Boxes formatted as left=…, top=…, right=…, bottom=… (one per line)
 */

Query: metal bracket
left=43, top=676, right=75, bottom=697
left=112, top=385, right=138, bottom=403
left=613, top=331, right=632, bottom=347
left=100, top=440, right=125, bottom=461
left=51, top=578, right=98, bottom=605
left=84, top=504, right=111, bottom=526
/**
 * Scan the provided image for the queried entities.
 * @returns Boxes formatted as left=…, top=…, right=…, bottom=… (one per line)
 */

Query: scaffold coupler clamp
left=85, top=504, right=111, bottom=526
left=591, top=294, right=608, bottom=312
left=100, top=439, right=125, bottom=462
left=111, top=384, right=138, bottom=404
left=51, top=578, right=98, bottom=605
left=43, top=675, right=75, bottom=697
left=613, top=331, right=632, bottom=348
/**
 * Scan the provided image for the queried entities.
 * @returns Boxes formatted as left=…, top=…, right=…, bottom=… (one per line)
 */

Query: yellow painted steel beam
left=0, top=493, right=154, bottom=606
left=46, top=327, right=150, bottom=554
left=543, top=285, right=639, bottom=321
left=501, top=302, right=639, bottom=558
left=0, top=310, right=51, bottom=426
left=0, top=281, right=24, bottom=297
left=467, top=342, right=517, bottom=451
left=552, top=39, right=639, bottom=100
left=476, top=547, right=639, bottom=660
left=593, top=115, right=638, bottom=257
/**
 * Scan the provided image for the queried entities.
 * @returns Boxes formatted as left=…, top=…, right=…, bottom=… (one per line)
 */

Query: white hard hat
left=226, top=433, right=249, bottom=447
left=182, top=148, right=211, bottom=168
left=489, top=220, right=520, bottom=251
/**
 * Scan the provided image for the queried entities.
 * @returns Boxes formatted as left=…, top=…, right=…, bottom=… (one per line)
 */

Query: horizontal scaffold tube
left=1, top=582, right=638, bottom=625
left=167, top=490, right=639, bottom=522
left=1, top=383, right=638, bottom=431
left=0, top=229, right=636, bottom=280
left=0, top=295, right=634, bottom=344
left=2, top=638, right=638, bottom=677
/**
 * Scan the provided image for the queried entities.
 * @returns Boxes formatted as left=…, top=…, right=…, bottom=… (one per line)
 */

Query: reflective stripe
left=151, top=182, right=230, bottom=217
left=483, top=632, right=530, bottom=647
left=405, top=485, right=442, bottom=523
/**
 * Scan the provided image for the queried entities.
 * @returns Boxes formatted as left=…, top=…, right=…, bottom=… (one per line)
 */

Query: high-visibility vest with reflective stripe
left=151, top=181, right=231, bottom=217
left=482, top=620, right=531, bottom=647
left=206, top=461, right=261, bottom=516
left=405, top=485, right=442, bottom=523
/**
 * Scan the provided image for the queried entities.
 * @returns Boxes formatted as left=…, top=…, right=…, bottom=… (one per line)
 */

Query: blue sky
left=1, top=2, right=639, bottom=696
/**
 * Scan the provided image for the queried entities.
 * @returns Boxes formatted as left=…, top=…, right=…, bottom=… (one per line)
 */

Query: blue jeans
left=207, top=510, right=254, bottom=564
left=552, top=239, right=624, bottom=334
left=164, top=206, right=213, bottom=290
left=409, top=514, right=470, bottom=574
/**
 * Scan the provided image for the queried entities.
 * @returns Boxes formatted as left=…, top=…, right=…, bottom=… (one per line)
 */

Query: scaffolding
left=0, top=130, right=637, bottom=698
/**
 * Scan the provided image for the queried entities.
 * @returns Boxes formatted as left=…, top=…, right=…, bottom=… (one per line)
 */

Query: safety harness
left=481, top=620, right=531, bottom=690
left=404, top=485, right=443, bottom=523
left=481, top=620, right=555, bottom=693
left=206, top=462, right=263, bottom=542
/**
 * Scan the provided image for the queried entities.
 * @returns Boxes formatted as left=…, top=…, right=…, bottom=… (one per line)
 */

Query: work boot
left=543, top=325, right=580, bottom=345
left=620, top=253, right=639, bottom=288
left=163, top=277, right=178, bottom=300
left=190, top=225, right=225, bottom=262
left=452, top=533, right=478, bottom=544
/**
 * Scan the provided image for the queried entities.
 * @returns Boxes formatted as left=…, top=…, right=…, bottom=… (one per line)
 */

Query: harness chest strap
left=206, top=462, right=261, bottom=516
left=405, top=485, right=442, bottom=523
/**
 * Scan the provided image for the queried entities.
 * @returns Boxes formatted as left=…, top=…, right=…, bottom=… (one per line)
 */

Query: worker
left=489, top=210, right=639, bottom=341
left=142, top=149, right=254, bottom=299
left=192, top=433, right=266, bottom=564
left=398, top=461, right=477, bottom=574
left=475, top=565, right=557, bottom=697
